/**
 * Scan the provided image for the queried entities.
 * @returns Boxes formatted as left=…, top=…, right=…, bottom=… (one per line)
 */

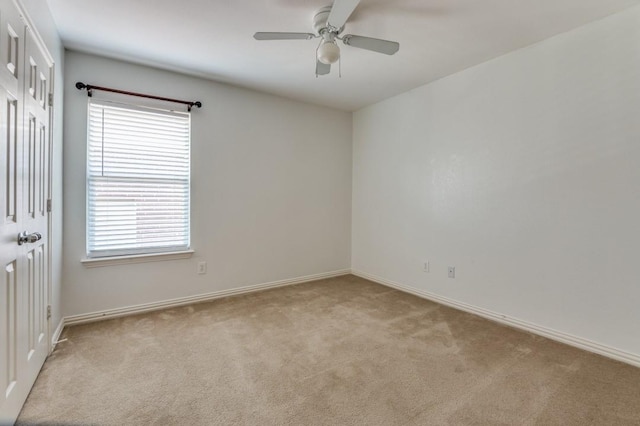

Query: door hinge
left=48, top=93, right=54, bottom=107
left=47, top=305, right=51, bottom=320
left=47, top=199, right=52, bottom=212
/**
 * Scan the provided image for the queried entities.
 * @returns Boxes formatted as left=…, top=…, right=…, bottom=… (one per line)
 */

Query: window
left=87, top=99, right=190, bottom=258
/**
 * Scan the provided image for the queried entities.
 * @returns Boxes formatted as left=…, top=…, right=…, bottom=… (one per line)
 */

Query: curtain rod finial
left=188, top=101, right=202, bottom=112
left=76, top=82, right=87, bottom=90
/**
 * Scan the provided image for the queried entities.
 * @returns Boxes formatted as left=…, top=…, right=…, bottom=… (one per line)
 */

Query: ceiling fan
left=253, top=0, right=400, bottom=76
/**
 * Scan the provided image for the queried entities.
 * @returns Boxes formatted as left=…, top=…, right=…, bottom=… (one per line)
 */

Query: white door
left=21, top=17, right=52, bottom=394
left=0, top=0, right=51, bottom=423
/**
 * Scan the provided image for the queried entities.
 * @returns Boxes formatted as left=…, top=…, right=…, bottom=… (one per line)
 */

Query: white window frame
left=85, top=99, right=191, bottom=259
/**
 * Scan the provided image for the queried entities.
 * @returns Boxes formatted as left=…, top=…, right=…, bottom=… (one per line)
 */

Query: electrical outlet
left=448, top=266, right=455, bottom=279
left=197, top=261, right=207, bottom=275
left=423, top=261, right=429, bottom=272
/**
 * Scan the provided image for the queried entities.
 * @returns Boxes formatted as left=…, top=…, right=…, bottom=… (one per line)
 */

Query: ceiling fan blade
left=342, top=35, right=400, bottom=55
left=327, top=0, right=361, bottom=29
left=254, top=32, right=315, bottom=40
left=316, top=60, right=331, bottom=76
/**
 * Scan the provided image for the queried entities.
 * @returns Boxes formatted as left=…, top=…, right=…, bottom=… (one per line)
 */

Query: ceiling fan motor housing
left=313, top=6, right=343, bottom=35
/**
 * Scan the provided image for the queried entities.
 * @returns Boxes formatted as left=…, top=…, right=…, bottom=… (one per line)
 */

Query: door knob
left=18, top=231, right=42, bottom=245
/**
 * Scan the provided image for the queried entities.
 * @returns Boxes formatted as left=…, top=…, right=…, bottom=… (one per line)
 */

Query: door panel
left=5, top=97, right=18, bottom=224
left=26, top=247, right=45, bottom=360
left=1, top=261, right=18, bottom=402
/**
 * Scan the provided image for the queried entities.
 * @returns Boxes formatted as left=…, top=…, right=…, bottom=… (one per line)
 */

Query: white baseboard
left=64, top=269, right=351, bottom=326
left=51, top=318, right=65, bottom=352
left=352, top=269, right=640, bottom=369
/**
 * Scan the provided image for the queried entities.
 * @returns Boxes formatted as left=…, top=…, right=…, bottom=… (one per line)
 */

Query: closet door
left=21, top=22, right=52, bottom=402
left=0, top=1, right=52, bottom=423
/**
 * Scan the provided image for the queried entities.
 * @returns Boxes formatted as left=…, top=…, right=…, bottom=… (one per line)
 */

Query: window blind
left=87, top=99, right=190, bottom=258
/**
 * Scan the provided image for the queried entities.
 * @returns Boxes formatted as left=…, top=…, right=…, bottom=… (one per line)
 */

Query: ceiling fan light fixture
left=317, top=40, right=340, bottom=65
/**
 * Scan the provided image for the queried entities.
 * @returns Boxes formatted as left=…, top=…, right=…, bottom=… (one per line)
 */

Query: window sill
left=81, top=250, right=194, bottom=268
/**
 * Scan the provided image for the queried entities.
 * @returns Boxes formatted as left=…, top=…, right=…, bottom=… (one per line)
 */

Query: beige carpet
left=17, top=275, right=640, bottom=425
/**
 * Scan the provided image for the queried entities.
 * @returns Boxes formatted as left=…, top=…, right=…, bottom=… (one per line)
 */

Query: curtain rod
left=75, top=82, right=202, bottom=111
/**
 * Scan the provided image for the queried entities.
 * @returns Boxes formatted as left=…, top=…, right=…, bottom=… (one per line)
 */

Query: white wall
left=63, top=51, right=352, bottom=317
left=19, top=0, right=65, bottom=336
left=352, top=6, right=640, bottom=356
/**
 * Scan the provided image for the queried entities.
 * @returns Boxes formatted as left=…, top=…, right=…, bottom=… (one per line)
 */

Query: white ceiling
left=46, top=0, right=639, bottom=111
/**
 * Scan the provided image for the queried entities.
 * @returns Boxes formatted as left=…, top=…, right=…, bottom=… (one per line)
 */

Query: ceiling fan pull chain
left=315, top=39, right=323, bottom=78
left=339, top=57, right=342, bottom=78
